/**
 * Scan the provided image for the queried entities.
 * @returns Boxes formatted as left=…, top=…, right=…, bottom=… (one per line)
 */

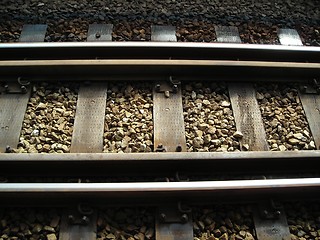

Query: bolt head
left=176, top=145, right=182, bottom=152
left=81, top=215, right=90, bottom=225
left=159, top=213, right=166, bottom=222
left=68, top=215, right=75, bottom=224
left=181, top=214, right=188, bottom=223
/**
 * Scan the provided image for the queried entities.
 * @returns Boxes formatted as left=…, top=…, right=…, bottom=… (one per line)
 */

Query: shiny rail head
left=0, top=150, right=320, bottom=161
left=1, top=178, right=320, bottom=192
left=0, top=42, right=319, bottom=51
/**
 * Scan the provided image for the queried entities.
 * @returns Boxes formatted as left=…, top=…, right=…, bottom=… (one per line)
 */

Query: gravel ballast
left=256, top=84, right=315, bottom=151
left=285, top=202, right=320, bottom=240
left=0, top=208, right=60, bottom=240
left=183, top=82, right=240, bottom=152
left=193, top=205, right=256, bottom=240
left=103, top=82, right=153, bottom=153
left=177, top=21, right=217, bottom=42
left=16, top=83, right=78, bottom=153
left=97, top=207, right=155, bottom=240
left=0, top=20, right=22, bottom=42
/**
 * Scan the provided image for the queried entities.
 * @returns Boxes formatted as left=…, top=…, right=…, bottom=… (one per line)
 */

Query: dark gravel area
left=193, top=205, right=256, bottom=240
left=285, top=202, right=320, bottom=240
left=0, top=208, right=60, bottom=240
left=299, top=25, right=320, bottom=46
left=45, top=18, right=88, bottom=42
left=0, top=0, right=318, bottom=23
left=239, top=22, right=279, bottom=44
left=113, top=20, right=151, bottom=41
left=177, top=21, right=217, bottom=42
left=97, top=207, right=155, bottom=240
left=0, top=20, right=22, bottom=42
left=0, top=0, right=319, bottom=44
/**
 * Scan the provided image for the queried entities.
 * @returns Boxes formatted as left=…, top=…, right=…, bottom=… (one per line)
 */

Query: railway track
left=0, top=22, right=320, bottom=240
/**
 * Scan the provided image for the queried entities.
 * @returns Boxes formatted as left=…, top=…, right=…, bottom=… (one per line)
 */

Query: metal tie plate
left=215, top=25, right=242, bottom=43
left=253, top=202, right=291, bottom=240
left=60, top=206, right=97, bottom=240
left=278, top=28, right=303, bottom=46
left=156, top=205, right=193, bottom=240
left=70, top=83, right=107, bottom=153
left=19, top=24, right=47, bottom=42
left=151, top=25, right=177, bottom=42
left=87, top=24, right=113, bottom=41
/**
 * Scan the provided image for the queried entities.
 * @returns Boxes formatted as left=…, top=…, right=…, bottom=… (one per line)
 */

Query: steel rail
left=1, top=59, right=319, bottom=67
left=0, top=178, right=319, bottom=205
left=1, top=150, right=319, bottom=161
left=0, top=42, right=319, bottom=62
left=1, top=178, right=320, bottom=192
left=0, top=59, right=319, bottom=81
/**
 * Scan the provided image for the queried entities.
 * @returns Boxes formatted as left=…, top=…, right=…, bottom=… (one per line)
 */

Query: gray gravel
left=0, top=208, right=60, bottom=240
left=103, top=83, right=153, bottom=153
left=285, top=202, right=320, bottom=240
left=256, top=84, right=315, bottom=151
left=97, top=207, right=155, bottom=240
left=193, top=205, right=256, bottom=240
left=183, top=82, right=240, bottom=152
left=15, top=83, right=78, bottom=153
